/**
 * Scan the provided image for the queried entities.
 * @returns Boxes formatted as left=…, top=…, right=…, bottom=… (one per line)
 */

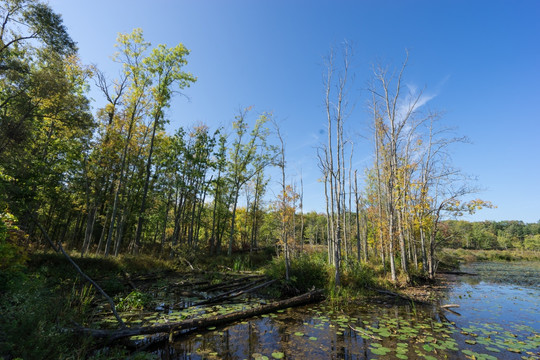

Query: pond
left=116, top=262, right=540, bottom=359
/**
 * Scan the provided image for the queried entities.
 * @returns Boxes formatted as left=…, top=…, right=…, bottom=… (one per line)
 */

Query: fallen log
left=193, top=279, right=277, bottom=306
left=198, top=275, right=265, bottom=293
left=438, top=271, right=478, bottom=276
left=76, top=289, right=324, bottom=342
left=440, top=304, right=460, bottom=309
left=441, top=304, right=461, bottom=316
left=174, top=278, right=268, bottom=308
left=442, top=307, right=461, bottom=316
left=371, top=288, right=430, bottom=306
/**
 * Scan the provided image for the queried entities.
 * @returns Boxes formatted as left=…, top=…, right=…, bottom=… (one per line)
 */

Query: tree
left=133, top=30, right=196, bottom=254
left=318, top=43, right=354, bottom=288
left=226, top=108, right=271, bottom=256
left=273, top=119, right=291, bottom=280
left=0, top=0, right=77, bottom=154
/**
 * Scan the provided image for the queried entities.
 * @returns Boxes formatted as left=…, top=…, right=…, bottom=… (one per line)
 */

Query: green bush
left=341, top=260, right=376, bottom=290
left=264, top=252, right=331, bottom=293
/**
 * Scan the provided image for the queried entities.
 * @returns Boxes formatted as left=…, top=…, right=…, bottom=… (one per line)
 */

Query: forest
left=1, top=1, right=539, bottom=359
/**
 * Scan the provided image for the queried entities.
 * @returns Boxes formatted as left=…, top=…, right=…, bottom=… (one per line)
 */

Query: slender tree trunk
left=96, top=206, right=111, bottom=255
left=161, top=191, right=172, bottom=251
left=82, top=207, right=96, bottom=256
left=104, top=114, right=135, bottom=257
left=397, top=210, right=408, bottom=276
left=388, top=208, right=397, bottom=282
left=420, top=225, right=428, bottom=274
left=354, top=170, right=362, bottom=262
left=195, top=177, right=211, bottom=249
left=210, top=177, right=221, bottom=255
left=134, top=114, right=160, bottom=254
left=324, top=174, right=333, bottom=266
left=299, top=174, right=304, bottom=253
left=227, top=187, right=240, bottom=256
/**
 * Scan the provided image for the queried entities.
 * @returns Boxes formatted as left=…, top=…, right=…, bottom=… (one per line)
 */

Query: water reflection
left=148, top=262, right=540, bottom=359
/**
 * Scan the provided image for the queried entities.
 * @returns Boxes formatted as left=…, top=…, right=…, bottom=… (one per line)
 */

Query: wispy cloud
left=395, top=83, right=437, bottom=123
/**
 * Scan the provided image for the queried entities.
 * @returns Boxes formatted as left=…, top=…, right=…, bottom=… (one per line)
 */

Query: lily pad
left=370, top=347, right=390, bottom=356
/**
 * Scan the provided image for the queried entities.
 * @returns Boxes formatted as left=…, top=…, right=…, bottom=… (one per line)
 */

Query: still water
left=146, top=262, right=539, bottom=359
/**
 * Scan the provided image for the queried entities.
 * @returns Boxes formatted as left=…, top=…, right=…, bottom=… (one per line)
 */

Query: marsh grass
left=443, top=248, right=540, bottom=263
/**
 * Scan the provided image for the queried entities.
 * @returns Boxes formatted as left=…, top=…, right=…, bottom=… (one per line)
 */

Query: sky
left=48, top=0, right=540, bottom=223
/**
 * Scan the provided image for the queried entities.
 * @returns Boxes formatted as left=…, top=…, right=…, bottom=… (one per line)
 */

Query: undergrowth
left=264, top=251, right=388, bottom=298
left=264, top=252, right=330, bottom=295
left=0, top=273, right=95, bottom=359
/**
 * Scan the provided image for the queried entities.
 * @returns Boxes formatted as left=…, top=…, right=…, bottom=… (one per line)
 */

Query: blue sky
left=49, top=0, right=540, bottom=223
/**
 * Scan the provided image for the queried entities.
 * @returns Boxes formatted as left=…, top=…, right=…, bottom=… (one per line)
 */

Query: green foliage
left=441, top=220, right=540, bottom=250
left=23, top=1, right=77, bottom=54
left=0, top=275, right=92, bottom=359
left=194, top=249, right=274, bottom=272
left=115, top=290, right=152, bottom=312
left=265, top=252, right=331, bottom=293
left=445, top=248, right=540, bottom=262
left=523, top=234, right=540, bottom=251
left=341, top=259, right=376, bottom=290
left=0, top=210, right=28, bottom=288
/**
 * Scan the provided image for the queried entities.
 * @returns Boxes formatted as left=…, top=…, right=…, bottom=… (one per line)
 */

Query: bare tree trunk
left=420, top=225, right=428, bottom=274
left=397, top=210, right=408, bottom=276
left=354, top=170, right=362, bottom=262
left=299, top=173, right=304, bottom=253
left=323, top=173, right=333, bottom=266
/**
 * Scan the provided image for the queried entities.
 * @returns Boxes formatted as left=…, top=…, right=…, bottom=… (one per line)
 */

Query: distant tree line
left=436, top=220, right=540, bottom=251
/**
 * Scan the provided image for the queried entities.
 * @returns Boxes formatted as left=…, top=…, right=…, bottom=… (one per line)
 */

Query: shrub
left=265, top=252, right=331, bottom=293
left=341, top=260, right=376, bottom=290
left=115, top=290, right=152, bottom=312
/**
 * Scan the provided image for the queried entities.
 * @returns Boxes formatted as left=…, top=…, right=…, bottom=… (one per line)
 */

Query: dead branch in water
left=76, top=289, right=324, bottom=343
